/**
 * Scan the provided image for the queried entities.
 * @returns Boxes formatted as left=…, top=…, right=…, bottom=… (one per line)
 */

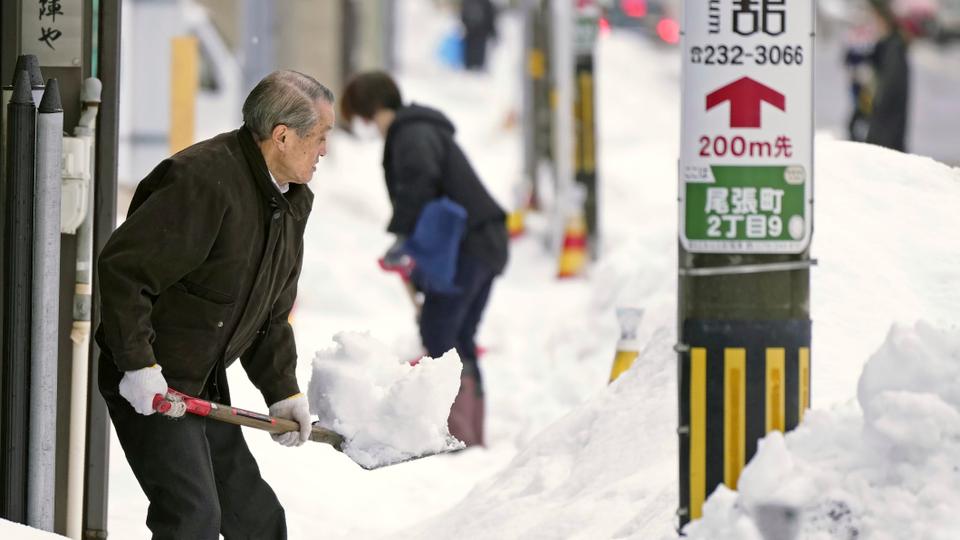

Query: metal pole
left=15, top=54, right=46, bottom=106
left=65, top=77, right=100, bottom=540
left=28, top=78, right=63, bottom=532
left=382, top=0, right=396, bottom=71
left=531, top=0, right=551, bottom=211
left=521, top=0, right=536, bottom=199
left=573, top=4, right=599, bottom=258
left=1, top=55, right=44, bottom=202
left=1, top=68, right=37, bottom=524
left=549, top=0, right=575, bottom=253
left=85, top=2, right=122, bottom=535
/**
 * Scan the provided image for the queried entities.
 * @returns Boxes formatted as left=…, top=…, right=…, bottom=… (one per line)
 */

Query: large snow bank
left=0, top=519, right=65, bottom=539
left=811, top=140, right=960, bottom=404
left=308, top=332, right=465, bottom=469
left=393, top=306, right=680, bottom=540
left=684, top=322, right=960, bottom=539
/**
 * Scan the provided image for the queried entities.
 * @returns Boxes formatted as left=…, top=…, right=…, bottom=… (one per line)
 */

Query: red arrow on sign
left=705, top=77, right=785, bottom=128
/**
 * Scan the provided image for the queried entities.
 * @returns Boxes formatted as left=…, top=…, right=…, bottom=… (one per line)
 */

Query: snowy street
left=104, top=2, right=960, bottom=539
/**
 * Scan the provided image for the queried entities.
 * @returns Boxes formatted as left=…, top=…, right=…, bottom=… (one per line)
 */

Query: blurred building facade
left=120, top=0, right=394, bottom=187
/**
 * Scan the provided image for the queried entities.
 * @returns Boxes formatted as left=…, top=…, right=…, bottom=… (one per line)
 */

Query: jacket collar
left=237, top=125, right=312, bottom=220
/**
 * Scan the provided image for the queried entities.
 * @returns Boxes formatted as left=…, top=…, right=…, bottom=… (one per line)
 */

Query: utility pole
left=676, top=0, right=815, bottom=528
left=573, top=0, right=599, bottom=258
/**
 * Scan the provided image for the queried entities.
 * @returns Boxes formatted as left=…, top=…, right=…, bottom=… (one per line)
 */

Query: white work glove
left=118, top=364, right=169, bottom=416
left=268, top=393, right=312, bottom=447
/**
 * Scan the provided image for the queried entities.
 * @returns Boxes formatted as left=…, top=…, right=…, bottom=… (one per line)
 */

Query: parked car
left=931, top=0, right=960, bottom=41
left=600, top=0, right=681, bottom=45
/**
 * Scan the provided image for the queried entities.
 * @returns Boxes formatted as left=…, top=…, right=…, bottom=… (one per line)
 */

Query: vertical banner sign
left=22, top=0, right=84, bottom=67
left=680, top=0, right=813, bottom=253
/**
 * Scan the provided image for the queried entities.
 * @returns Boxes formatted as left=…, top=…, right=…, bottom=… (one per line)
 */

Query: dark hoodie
left=383, top=103, right=508, bottom=274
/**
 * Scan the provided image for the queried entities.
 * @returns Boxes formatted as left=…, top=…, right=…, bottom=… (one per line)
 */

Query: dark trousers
left=419, top=255, right=496, bottom=446
left=463, top=30, right=489, bottom=70
left=100, top=360, right=286, bottom=540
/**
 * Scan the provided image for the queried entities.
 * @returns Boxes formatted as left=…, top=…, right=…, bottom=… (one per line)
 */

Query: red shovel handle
left=152, top=389, right=344, bottom=449
left=153, top=390, right=213, bottom=417
left=152, top=394, right=172, bottom=414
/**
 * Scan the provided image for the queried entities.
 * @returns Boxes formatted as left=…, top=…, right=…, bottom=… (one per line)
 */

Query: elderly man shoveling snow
left=152, top=332, right=466, bottom=470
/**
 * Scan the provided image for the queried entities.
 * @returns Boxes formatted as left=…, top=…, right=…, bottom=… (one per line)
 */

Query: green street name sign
left=685, top=165, right=806, bottom=252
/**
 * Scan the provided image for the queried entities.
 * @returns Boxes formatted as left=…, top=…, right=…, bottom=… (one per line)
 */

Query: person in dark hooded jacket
left=865, top=0, right=910, bottom=151
left=341, top=71, right=508, bottom=447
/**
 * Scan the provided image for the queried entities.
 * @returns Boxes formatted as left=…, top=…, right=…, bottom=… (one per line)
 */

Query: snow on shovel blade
left=153, top=390, right=457, bottom=469
left=345, top=434, right=465, bottom=470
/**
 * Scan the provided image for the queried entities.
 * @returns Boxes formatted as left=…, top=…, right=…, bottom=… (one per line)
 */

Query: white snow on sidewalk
left=0, top=519, right=66, bottom=539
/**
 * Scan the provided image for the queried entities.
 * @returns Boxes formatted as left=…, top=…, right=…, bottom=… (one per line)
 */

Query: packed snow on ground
left=685, top=322, right=960, bottom=540
left=308, top=332, right=465, bottom=469
left=97, top=0, right=960, bottom=539
left=0, top=519, right=66, bottom=539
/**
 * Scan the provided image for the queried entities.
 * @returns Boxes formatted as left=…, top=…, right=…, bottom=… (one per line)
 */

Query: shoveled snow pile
left=684, top=322, right=960, bottom=540
left=307, top=332, right=465, bottom=469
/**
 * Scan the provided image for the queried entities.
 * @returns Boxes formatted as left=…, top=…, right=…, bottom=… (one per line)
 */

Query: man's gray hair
left=242, top=70, right=335, bottom=141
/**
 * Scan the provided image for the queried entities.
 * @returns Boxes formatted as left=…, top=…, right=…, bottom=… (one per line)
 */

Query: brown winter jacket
left=95, top=125, right=313, bottom=405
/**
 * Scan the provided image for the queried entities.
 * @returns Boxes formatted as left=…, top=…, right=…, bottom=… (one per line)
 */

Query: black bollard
left=1, top=69, right=37, bottom=523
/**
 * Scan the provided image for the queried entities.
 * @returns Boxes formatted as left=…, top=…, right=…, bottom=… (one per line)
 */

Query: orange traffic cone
left=609, top=308, right=644, bottom=383
left=557, top=210, right=588, bottom=278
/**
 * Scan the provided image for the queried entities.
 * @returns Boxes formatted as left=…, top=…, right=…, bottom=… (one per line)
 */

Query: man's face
left=277, top=100, right=335, bottom=184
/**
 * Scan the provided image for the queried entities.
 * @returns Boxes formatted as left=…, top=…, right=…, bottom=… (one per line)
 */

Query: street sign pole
left=676, top=0, right=815, bottom=528
left=574, top=2, right=599, bottom=258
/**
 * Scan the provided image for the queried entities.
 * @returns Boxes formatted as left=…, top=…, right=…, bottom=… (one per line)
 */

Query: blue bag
left=437, top=30, right=465, bottom=69
left=403, top=197, right=467, bottom=294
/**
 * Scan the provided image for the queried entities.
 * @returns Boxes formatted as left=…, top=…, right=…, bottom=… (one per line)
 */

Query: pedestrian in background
left=865, top=0, right=911, bottom=152
left=96, top=70, right=334, bottom=539
left=843, top=34, right=875, bottom=143
left=461, top=0, right=498, bottom=71
left=340, top=71, right=508, bottom=447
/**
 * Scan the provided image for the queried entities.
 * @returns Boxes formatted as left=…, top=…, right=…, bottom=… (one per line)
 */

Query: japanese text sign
left=22, top=0, right=82, bottom=67
left=680, top=0, right=814, bottom=253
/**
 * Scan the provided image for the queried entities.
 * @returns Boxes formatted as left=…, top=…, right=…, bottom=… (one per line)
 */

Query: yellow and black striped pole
left=573, top=4, right=598, bottom=258
left=679, top=320, right=812, bottom=524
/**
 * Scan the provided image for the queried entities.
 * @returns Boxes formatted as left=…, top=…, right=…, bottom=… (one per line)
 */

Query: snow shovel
left=152, top=389, right=458, bottom=469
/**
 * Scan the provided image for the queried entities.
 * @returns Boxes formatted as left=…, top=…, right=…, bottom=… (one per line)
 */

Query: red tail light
left=598, top=16, right=612, bottom=35
left=621, top=0, right=647, bottom=18
left=657, top=18, right=680, bottom=44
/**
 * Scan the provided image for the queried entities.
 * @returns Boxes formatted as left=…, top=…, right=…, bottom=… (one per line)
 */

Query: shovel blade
left=335, top=435, right=466, bottom=470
